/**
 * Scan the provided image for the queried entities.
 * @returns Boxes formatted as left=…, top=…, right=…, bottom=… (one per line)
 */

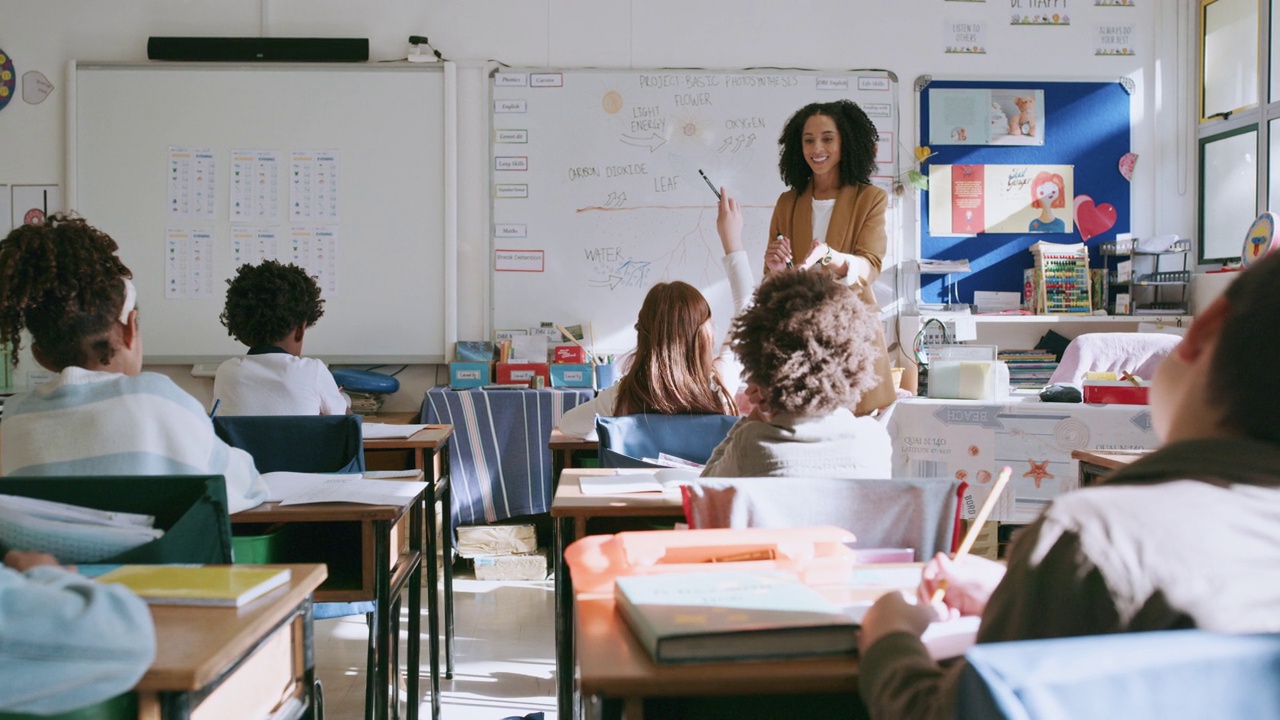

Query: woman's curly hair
left=220, top=260, right=325, bottom=348
left=0, top=213, right=133, bottom=370
left=778, top=100, right=879, bottom=191
left=731, top=270, right=879, bottom=416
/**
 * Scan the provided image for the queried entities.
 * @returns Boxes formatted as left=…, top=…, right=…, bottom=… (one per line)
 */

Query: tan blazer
left=767, top=182, right=897, bottom=415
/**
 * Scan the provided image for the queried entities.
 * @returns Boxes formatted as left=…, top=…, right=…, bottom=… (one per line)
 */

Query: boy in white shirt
left=213, top=260, right=348, bottom=416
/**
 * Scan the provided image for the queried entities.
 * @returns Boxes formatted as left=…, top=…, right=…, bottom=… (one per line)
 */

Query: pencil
left=930, top=465, right=1012, bottom=606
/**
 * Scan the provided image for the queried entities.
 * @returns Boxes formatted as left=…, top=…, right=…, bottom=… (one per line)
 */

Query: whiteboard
left=70, top=62, right=451, bottom=363
left=490, top=68, right=899, bottom=353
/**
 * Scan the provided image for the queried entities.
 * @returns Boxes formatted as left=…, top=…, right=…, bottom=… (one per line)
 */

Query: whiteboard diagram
left=490, top=68, right=900, bottom=353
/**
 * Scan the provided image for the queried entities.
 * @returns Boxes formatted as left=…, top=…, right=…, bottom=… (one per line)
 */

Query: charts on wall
left=489, top=68, right=900, bottom=353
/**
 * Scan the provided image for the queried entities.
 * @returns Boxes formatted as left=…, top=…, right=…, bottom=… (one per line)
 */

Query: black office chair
left=595, top=413, right=739, bottom=469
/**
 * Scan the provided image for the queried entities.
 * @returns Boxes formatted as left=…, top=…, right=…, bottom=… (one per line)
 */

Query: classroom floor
left=314, top=575, right=556, bottom=720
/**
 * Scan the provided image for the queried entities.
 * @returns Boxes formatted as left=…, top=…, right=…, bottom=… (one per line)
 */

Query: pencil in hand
left=929, top=465, right=1013, bottom=606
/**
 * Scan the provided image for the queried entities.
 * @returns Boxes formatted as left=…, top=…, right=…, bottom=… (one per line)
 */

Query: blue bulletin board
left=917, top=78, right=1132, bottom=305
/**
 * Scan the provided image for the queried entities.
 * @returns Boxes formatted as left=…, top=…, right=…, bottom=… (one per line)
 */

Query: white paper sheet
left=277, top=476, right=428, bottom=506
left=577, top=468, right=700, bottom=496
left=167, top=146, right=217, bottom=219
left=230, top=149, right=282, bottom=223
left=261, top=472, right=363, bottom=503
left=290, top=149, right=340, bottom=221
left=164, top=227, right=216, bottom=298
left=361, top=423, right=431, bottom=440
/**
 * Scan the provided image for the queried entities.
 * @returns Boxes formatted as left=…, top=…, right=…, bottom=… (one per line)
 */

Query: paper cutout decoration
left=1118, top=152, right=1137, bottom=181
left=1241, top=211, right=1280, bottom=267
left=22, top=70, right=53, bottom=105
left=0, top=48, right=14, bottom=114
left=1073, top=195, right=1117, bottom=242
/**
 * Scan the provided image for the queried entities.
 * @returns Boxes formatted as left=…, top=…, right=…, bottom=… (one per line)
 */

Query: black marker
left=697, top=169, right=722, bottom=201
left=779, top=234, right=794, bottom=269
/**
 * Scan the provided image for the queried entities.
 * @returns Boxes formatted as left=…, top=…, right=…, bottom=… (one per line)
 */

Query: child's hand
left=3, top=550, right=62, bottom=572
left=716, top=189, right=744, bottom=254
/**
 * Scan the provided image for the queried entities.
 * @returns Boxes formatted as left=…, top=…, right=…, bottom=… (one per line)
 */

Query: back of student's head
left=0, top=214, right=133, bottom=370
left=220, top=260, right=324, bottom=347
left=1210, top=249, right=1280, bottom=443
left=731, top=270, right=878, bottom=416
left=614, top=280, right=733, bottom=416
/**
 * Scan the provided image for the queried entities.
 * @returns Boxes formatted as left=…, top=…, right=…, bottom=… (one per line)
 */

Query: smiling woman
left=762, top=100, right=898, bottom=414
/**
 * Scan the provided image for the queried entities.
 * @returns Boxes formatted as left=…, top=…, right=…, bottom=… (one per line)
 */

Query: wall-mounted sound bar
left=147, top=37, right=369, bottom=62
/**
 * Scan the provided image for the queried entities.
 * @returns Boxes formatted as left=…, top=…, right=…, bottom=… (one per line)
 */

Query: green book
left=613, top=571, right=858, bottom=664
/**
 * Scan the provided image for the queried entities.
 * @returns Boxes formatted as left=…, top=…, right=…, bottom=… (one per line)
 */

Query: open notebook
left=577, top=468, right=702, bottom=496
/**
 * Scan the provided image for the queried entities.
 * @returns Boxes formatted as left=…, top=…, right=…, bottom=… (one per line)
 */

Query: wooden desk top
left=362, top=424, right=453, bottom=450
left=1071, top=448, right=1151, bottom=471
left=550, top=468, right=684, bottom=519
left=576, top=594, right=860, bottom=698
left=549, top=428, right=597, bottom=451
left=139, top=563, right=327, bottom=692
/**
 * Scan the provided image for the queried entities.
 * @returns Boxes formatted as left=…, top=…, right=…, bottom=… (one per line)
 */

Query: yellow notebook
left=96, top=565, right=291, bottom=607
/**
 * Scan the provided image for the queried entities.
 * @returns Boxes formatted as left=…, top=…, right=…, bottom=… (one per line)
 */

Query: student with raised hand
left=855, top=249, right=1280, bottom=720
left=700, top=269, right=891, bottom=478
left=0, top=549, right=156, bottom=715
left=213, top=259, right=348, bottom=416
left=557, top=189, right=753, bottom=440
left=0, top=214, right=267, bottom=513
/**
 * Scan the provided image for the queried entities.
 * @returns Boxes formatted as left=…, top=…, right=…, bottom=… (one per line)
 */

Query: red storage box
left=1083, top=381, right=1149, bottom=405
left=495, top=362, right=550, bottom=387
left=553, top=344, right=589, bottom=363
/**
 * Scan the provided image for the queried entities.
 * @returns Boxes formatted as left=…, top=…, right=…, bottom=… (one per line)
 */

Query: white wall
left=0, top=0, right=1197, bottom=403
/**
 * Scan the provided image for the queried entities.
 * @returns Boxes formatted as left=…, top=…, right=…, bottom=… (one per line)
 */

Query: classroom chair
left=0, top=474, right=233, bottom=564
left=955, top=629, right=1280, bottom=719
left=0, top=692, right=136, bottom=720
left=595, top=413, right=739, bottom=469
left=212, top=414, right=365, bottom=474
left=683, top=476, right=964, bottom=561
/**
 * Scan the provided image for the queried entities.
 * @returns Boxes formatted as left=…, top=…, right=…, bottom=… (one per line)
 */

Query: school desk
left=137, top=562, right=327, bottom=720
left=551, top=468, right=685, bottom=720
left=362, top=414, right=457, bottom=688
left=548, top=428, right=598, bottom=479
left=421, top=386, right=594, bottom=525
left=231, top=478, right=426, bottom=720
left=1071, top=448, right=1150, bottom=487
left=883, top=396, right=1161, bottom=523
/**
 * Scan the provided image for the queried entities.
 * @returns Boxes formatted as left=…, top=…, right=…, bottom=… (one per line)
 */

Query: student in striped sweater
left=0, top=214, right=266, bottom=513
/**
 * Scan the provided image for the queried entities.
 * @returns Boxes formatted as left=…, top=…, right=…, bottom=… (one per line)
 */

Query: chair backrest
left=683, top=476, right=963, bottom=561
left=595, top=413, right=739, bottom=469
left=1047, top=332, right=1182, bottom=386
left=0, top=475, right=232, bottom=564
left=213, top=414, right=365, bottom=474
left=957, top=630, right=1280, bottom=720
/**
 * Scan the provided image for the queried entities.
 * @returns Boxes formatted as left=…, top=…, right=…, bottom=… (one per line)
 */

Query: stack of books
left=998, top=349, right=1059, bottom=389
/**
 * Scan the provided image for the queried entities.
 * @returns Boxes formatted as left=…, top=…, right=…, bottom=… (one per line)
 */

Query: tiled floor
left=314, top=576, right=557, bottom=720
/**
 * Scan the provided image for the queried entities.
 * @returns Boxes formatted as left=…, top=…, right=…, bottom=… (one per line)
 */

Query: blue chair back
left=595, top=413, right=739, bottom=469
left=957, top=630, right=1280, bottom=720
left=0, top=475, right=232, bottom=564
left=213, top=414, right=365, bottom=474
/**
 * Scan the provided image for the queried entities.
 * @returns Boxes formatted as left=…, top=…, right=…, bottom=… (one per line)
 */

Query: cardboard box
left=449, top=362, right=491, bottom=389
left=495, top=362, right=550, bottom=387
left=553, top=344, right=589, bottom=363
left=550, top=363, right=594, bottom=388
left=456, top=523, right=538, bottom=558
left=473, top=549, right=548, bottom=581
left=1083, top=381, right=1149, bottom=405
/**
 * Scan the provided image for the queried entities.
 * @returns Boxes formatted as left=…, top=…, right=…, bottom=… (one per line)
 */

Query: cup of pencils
left=595, top=361, right=620, bottom=390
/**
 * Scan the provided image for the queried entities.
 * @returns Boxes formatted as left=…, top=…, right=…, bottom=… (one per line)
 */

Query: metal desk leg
left=441, top=470, right=455, bottom=679
left=407, top=496, right=424, bottom=720
left=555, top=516, right=578, bottom=720
left=424, top=479, right=442, bottom=720
left=373, top=520, right=392, bottom=720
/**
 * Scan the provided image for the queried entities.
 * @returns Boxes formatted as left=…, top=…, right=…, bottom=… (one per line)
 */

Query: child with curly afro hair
left=700, top=269, right=891, bottom=478
left=0, top=213, right=266, bottom=513
left=213, top=260, right=348, bottom=416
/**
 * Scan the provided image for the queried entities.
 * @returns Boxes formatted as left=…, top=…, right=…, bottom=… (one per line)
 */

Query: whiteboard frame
left=67, top=61, right=456, bottom=365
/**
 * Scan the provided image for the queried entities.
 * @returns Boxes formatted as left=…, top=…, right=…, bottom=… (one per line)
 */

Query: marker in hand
left=778, top=234, right=794, bottom=269
left=698, top=169, right=722, bottom=201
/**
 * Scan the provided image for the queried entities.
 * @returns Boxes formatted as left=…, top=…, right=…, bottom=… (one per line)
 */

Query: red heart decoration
left=1073, top=195, right=1117, bottom=242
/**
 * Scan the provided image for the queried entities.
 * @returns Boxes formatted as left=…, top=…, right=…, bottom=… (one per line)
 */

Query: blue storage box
left=550, top=363, right=594, bottom=388
left=450, top=362, right=492, bottom=389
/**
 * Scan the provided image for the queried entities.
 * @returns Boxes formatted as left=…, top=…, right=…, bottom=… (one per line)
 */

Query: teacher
left=764, top=99, right=899, bottom=414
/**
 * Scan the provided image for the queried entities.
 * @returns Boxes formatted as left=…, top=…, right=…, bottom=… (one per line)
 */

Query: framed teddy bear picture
left=927, top=88, right=1046, bottom=147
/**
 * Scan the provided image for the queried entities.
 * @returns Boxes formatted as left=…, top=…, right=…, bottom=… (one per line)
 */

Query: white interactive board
left=490, top=67, right=900, bottom=352
left=70, top=62, right=453, bottom=363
